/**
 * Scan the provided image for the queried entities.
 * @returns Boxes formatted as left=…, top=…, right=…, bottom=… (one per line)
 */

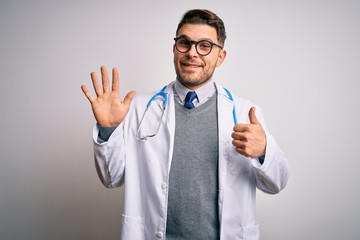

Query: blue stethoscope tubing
left=223, top=87, right=238, bottom=125
left=146, top=86, right=168, bottom=108
left=146, top=85, right=238, bottom=125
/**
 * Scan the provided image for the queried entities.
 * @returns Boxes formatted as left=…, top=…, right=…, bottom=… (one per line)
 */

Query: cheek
left=173, top=56, right=179, bottom=68
left=203, top=59, right=215, bottom=69
left=173, top=53, right=181, bottom=64
left=207, top=52, right=221, bottom=66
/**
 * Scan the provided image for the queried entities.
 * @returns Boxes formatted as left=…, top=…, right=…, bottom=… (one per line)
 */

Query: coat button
left=156, top=231, right=163, bottom=239
left=161, top=182, right=167, bottom=189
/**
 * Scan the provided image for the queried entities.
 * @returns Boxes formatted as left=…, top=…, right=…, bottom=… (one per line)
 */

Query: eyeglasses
left=174, top=37, right=223, bottom=56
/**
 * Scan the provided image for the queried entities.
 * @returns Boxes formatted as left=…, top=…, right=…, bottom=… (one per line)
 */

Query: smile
left=181, top=62, right=203, bottom=68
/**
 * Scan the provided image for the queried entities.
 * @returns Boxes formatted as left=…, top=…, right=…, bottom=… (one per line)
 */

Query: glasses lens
left=196, top=40, right=212, bottom=55
left=176, top=38, right=191, bottom=53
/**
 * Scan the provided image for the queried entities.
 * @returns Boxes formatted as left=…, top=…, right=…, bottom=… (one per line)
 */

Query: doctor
left=81, top=9, right=288, bottom=240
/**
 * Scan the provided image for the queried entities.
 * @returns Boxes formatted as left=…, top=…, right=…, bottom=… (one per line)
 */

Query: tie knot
left=184, top=91, right=197, bottom=109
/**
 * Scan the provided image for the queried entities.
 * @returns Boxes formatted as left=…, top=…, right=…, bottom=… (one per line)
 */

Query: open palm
left=81, top=66, right=136, bottom=127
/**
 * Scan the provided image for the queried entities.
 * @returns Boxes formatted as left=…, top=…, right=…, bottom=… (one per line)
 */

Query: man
left=81, top=9, right=288, bottom=240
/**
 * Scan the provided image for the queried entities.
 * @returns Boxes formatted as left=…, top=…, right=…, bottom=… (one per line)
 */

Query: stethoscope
left=136, top=85, right=237, bottom=140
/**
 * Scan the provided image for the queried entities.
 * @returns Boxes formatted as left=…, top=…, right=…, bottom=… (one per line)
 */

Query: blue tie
left=184, top=91, right=197, bottom=109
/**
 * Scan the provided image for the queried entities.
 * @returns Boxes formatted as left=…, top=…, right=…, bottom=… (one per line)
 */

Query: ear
left=216, top=49, right=227, bottom=67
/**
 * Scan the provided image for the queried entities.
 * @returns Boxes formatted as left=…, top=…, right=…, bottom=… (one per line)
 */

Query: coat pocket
left=242, top=222, right=260, bottom=240
left=227, top=147, right=252, bottom=175
left=235, top=222, right=260, bottom=240
left=121, top=214, right=145, bottom=239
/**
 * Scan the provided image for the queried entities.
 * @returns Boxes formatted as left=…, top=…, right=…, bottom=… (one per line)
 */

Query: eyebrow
left=177, top=34, right=215, bottom=43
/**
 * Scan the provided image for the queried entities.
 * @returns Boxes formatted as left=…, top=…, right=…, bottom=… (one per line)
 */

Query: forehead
left=177, top=24, right=218, bottom=42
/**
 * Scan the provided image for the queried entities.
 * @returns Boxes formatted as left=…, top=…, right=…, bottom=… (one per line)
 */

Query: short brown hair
left=176, top=9, right=227, bottom=46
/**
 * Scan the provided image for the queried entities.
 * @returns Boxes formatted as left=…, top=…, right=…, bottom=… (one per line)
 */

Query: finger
left=112, top=67, right=119, bottom=92
left=232, top=139, right=246, bottom=148
left=232, top=140, right=251, bottom=156
left=101, top=66, right=110, bottom=93
left=231, top=132, right=247, bottom=141
left=233, top=141, right=251, bottom=157
left=233, top=123, right=250, bottom=132
left=235, top=148, right=251, bottom=157
left=249, top=107, right=259, bottom=125
left=122, top=90, right=137, bottom=106
left=81, top=84, right=95, bottom=103
left=90, top=72, right=102, bottom=97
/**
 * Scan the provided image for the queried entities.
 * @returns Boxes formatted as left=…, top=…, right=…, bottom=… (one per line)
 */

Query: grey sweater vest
left=166, top=93, right=219, bottom=240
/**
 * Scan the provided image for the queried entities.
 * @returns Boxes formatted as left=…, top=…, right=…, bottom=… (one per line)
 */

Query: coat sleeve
left=251, top=108, right=289, bottom=194
left=93, top=123, right=126, bottom=188
left=252, top=134, right=289, bottom=194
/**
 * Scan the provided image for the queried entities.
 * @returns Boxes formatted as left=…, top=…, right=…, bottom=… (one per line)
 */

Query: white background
left=0, top=0, right=359, bottom=239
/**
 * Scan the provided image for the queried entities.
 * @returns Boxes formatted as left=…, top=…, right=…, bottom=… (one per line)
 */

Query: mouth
left=180, top=61, right=203, bottom=69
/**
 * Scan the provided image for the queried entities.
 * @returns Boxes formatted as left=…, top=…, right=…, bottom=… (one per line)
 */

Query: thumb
left=123, top=90, right=136, bottom=106
left=249, top=107, right=259, bottom=124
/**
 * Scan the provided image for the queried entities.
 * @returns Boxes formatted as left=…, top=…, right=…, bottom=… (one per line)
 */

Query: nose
left=186, top=42, right=199, bottom=57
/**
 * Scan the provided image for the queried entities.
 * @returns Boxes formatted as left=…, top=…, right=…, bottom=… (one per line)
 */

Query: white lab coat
left=93, top=81, right=289, bottom=240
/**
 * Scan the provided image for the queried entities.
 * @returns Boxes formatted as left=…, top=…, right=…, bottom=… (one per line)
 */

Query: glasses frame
left=174, top=37, right=223, bottom=56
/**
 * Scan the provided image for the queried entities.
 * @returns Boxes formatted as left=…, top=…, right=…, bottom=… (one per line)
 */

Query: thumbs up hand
left=231, top=107, right=266, bottom=158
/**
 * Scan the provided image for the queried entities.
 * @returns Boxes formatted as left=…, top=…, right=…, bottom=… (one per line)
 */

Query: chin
left=178, top=76, right=210, bottom=88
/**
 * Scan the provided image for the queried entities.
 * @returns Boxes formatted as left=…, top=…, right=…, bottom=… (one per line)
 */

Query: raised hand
left=81, top=66, right=136, bottom=127
left=231, top=107, right=266, bottom=158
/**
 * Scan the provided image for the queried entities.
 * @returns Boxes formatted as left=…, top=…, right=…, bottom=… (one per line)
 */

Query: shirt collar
left=174, top=79, right=216, bottom=104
